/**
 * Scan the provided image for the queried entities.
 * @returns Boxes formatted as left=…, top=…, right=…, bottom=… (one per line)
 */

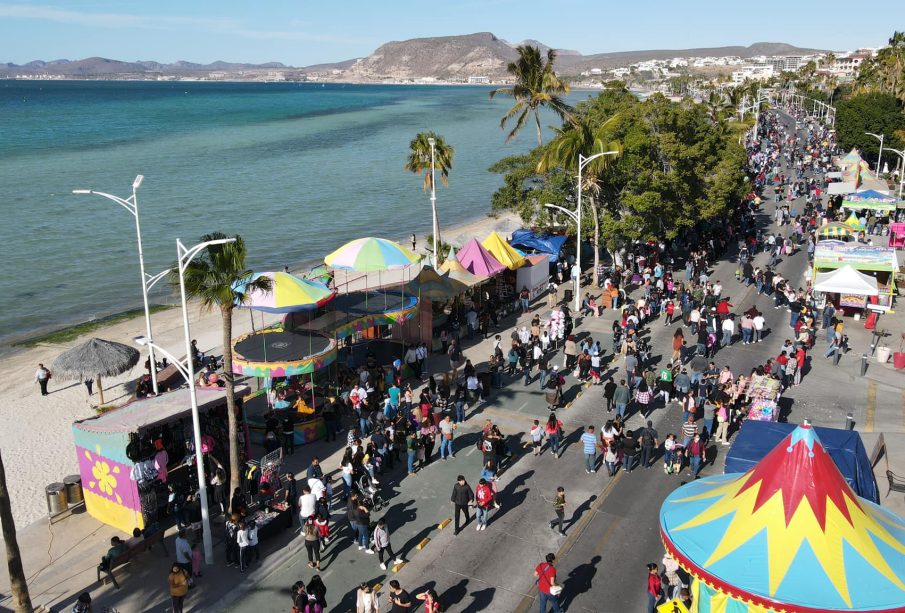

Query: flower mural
left=81, top=445, right=124, bottom=505
left=91, top=460, right=118, bottom=495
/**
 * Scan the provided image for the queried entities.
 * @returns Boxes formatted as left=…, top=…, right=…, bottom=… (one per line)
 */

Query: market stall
left=816, top=221, right=856, bottom=241
left=71, top=386, right=248, bottom=534
left=813, top=242, right=897, bottom=309
left=841, top=189, right=899, bottom=213
left=660, top=423, right=905, bottom=612
left=515, top=254, right=551, bottom=301
left=743, top=374, right=781, bottom=422
left=482, top=231, right=526, bottom=270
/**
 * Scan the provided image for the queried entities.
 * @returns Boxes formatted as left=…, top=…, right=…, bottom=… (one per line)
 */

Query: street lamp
left=73, top=175, right=160, bottom=394
left=883, top=147, right=905, bottom=200
left=865, top=132, right=885, bottom=179
left=427, top=137, right=440, bottom=268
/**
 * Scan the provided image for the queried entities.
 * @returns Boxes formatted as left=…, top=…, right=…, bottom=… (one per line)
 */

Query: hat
left=552, top=365, right=559, bottom=371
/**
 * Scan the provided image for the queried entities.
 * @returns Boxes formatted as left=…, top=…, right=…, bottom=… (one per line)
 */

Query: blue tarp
left=725, top=421, right=879, bottom=503
left=509, top=230, right=567, bottom=263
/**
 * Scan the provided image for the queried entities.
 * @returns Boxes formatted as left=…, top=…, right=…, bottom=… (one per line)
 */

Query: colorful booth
left=813, top=242, right=898, bottom=309
left=660, top=424, right=905, bottom=612
left=71, top=387, right=247, bottom=534
left=841, top=189, right=900, bottom=213
left=456, top=239, right=507, bottom=277
left=482, top=231, right=526, bottom=269
left=817, top=222, right=856, bottom=241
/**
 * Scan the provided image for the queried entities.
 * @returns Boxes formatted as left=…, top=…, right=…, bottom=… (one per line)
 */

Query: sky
left=1, top=0, right=903, bottom=66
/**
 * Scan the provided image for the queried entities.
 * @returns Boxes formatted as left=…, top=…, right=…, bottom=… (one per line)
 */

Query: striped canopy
left=235, top=272, right=335, bottom=313
left=324, top=237, right=420, bottom=272
left=816, top=222, right=855, bottom=239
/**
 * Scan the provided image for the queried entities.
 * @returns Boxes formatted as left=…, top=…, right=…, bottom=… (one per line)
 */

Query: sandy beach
left=0, top=211, right=523, bottom=530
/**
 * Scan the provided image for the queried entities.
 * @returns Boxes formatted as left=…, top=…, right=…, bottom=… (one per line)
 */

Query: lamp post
left=884, top=147, right=905, bottom=200
left=73, top=175, right=160, bottom=394
left=138, top=236, right=234, bottom=566
left=427, top=137, right=439, bottom=268
left=865, top=132, right=885, bottom=179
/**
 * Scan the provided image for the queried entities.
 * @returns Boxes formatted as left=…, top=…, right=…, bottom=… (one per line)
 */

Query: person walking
left=688, top=432, right=706, bottom=478
left=534, top=553, right=564, bottom=613
left=450, top=475, right=474, bottom=535
left=168, top=563, right=190, bottom=613
left=613, top=380, right=630, bottom=418
left=355, top=582, right=379, bottom=613
left=639, top=420, right=659, bottom=469
left=580, top=425, right=598, bottom=473
left=388, top=580, right=412, bottom=612
left=416, top=588, right=442, bottom=613
left=544, top=412, right=563, bottom=458
left=438, top=415, right=457, bottom=460
left=372, top=518, right=403, bottom=570
left=530, top=419, right=545, bottom=456
left=35, top=363, right=51, bottom=396
left=646, top=562, right=663, bottom=613
left=548, top=486, right=566, bottom=535
left=302, top=516, right=321, bottom=569
left=622, top=429, right=639, bottom=473
left=474, top=478, right=494, bottom=531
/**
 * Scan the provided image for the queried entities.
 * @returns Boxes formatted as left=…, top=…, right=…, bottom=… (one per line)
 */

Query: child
left=663, top=434, right=676, bottom=474
left=529, top=420, right=545, bottom=456
left=236, top=522, right=249, bottom=572
left=315, top=508, right=330, bottom=546
left=191, top=541, right=203, bottom=578
left=671, top=445, right=685, bottom=476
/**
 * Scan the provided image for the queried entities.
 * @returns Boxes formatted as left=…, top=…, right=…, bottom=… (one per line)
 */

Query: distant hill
left=0, top=35, right=830, bottom=81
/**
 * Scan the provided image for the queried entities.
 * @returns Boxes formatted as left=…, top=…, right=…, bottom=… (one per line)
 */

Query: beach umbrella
left=482, top=231, right=526, bottom=269
left=816, top=221, right=855, bottom=239
left=659, top=423, right=905, bottom=612
left=439, top=258, right=487, bottom=287
left=52, top=338, right=140, bottom=405
left=324, top=237, right=421, bottom=272
left=233, top=271, right=335, bottom=313
left=407, top=265, right=467, bottom=300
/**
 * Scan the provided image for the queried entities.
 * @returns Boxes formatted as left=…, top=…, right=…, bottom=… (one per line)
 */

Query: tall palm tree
left=174, top=233, right=271, bottom=495
left=537, top=115, right=623, bottom=285
left=489, top=45, right=574, bottom=145
left=405, top=132, right=454, bottom=265
left=0, top=451, right=32, bottom=613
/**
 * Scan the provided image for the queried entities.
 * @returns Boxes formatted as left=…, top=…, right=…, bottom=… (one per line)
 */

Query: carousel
left=659, top=423, right=905, bottom=612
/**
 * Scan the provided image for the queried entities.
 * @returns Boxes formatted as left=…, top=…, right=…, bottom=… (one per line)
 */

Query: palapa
left=52, top=338, right=141, bottom=405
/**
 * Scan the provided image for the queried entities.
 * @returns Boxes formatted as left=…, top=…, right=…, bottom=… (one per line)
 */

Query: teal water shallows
left=0, top=81, right=580, bottom=345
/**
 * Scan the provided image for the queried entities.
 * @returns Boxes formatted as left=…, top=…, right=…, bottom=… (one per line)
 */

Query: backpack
left=481, top=438, right=494, bottom=453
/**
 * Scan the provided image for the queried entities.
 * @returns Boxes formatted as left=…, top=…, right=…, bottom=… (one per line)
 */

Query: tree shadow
left=560, top=554, right=602, bottom=610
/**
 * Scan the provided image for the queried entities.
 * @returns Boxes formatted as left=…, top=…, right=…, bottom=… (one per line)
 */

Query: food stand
left=71, top=386, right=248, bottom=534
left=812, top=241, right=898, bottom=309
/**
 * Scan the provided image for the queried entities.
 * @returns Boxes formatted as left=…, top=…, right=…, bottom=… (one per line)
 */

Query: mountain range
left=1, top=32, right=828, bottom=80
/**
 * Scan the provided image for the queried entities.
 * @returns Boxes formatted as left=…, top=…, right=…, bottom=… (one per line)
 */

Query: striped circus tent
left=816, top=222, right=856, bottom=239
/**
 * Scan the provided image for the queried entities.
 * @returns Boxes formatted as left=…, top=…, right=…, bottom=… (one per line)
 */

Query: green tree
left=174, top=233, right=271, bottom=495
left=536, top=116, right=622, bottom=285
left=0, top=451, right=32, bottom=613
left=489, top=45, right=574, bottom=145
left=855, top=31, right=905, bottom=101
left=405, top=132, right=454, bottom=265
left=835, top=92, right=905, bottom=170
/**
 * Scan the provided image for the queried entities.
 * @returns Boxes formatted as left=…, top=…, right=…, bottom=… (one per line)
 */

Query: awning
left=841, top=188, right=899, bottom=212
left=827, top=181, right=856, bottom=195
left=814, top=265, right=879, bottom=296
left=825, top=171, right=843, bottom=179
left=509, top=229, right=568, bottom=263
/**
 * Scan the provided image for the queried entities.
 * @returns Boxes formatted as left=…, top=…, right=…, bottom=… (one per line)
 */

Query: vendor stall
left=813, top=242, right=897, bottom=309
left=744, top=375, right=781, bottom=422
left=71, top=386, right=248, bottom=534
left=482, top=231, right=526, bottom=270
left=509, top=229, right=567, bottom=263
left=841, top=189, right=900, bottom=213
left=515, top=254, right=551, bottom=301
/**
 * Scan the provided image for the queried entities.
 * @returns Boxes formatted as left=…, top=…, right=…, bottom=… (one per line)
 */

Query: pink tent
left=456, top=239, right=507, bottom=277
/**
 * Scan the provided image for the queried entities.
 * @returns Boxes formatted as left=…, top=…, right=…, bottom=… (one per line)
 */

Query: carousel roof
left=659, top=424, right=905, bottom=612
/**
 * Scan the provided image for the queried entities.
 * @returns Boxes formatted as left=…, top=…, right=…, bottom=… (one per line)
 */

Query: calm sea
left=0, top=81, right=580, bottom=346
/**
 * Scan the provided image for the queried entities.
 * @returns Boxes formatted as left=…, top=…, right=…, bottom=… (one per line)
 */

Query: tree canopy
left=835, top=92, right=905, bottom=168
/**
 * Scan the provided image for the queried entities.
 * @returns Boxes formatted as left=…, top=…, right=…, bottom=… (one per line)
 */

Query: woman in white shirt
left=356, top=582, right=379, bottom=612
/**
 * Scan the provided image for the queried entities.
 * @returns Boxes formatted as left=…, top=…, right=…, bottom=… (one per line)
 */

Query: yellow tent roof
left=481, top=231, right=526, bottom=269
left=439, top=259, right=487, bottom=286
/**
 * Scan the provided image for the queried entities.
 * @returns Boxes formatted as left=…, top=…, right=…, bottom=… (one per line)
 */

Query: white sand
left=0, top=212, right=524, bottom=530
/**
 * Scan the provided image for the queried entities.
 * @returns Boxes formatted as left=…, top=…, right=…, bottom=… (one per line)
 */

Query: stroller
left=357, top=473, right=384, bottom=512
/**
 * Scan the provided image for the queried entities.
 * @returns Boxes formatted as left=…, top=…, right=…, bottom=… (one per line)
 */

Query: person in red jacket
left=474, top=478, right=493, bottom=531
left=646, top=562, right=663, bottom=612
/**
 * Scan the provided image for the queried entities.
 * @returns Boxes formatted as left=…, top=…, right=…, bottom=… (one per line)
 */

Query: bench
left=887, top=470, right=905, bottom=498
left=155, top=363, right=188, bottom=393
left=96, top=529, right=167, bottom=589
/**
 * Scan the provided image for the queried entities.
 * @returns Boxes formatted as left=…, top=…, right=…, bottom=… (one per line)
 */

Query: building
left=832, top=53, right=871, bottom=80
left=467, top=75, right=489, bottom=84
left=769, top=56, right=803, bottom=72
left=731, top=63, right=775, bottom=84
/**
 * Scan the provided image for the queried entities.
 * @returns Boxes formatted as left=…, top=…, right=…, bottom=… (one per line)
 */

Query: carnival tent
left=406, top=265, right=467, bottom=300
left=814, top=265, right=879, bottom=296
left=439, top=258, right=487, bottom=287
left=660, top=424, right=905, bottom=612
left=233, top=271, right=335, bottom=313
left=482, top=231, right=526, bottom=269
left=456, top=239, right=507, bottom=277
left=844, top=212, right=866, bottom=230
left=509, top=229, right=568, bottom=263
left=842, top=189, right=899, bottom=212
left=816, top=222, right=856, bottom=240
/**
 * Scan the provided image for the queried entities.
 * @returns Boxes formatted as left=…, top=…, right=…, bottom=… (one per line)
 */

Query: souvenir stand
left=813, top=241, right=898, bottom=310
left=744, top=374, right=781, bottom=422
left=660, top=424, right=905, bottom=612
left=71, top=386, right=247, bottom=534
left=242, top=447, right=291, bottom=540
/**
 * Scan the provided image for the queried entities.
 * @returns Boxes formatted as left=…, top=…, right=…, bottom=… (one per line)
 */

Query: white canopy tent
left=813, top=265, right=879, bottom=296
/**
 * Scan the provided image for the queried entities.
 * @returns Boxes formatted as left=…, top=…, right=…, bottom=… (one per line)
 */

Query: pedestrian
left=35, top=363, right=51, bottom=396
left=168, top=563, right=190, bottom=613
left=604, top=441, right=619, bottom=477
left=356, top=582, right=379, bottom=613
left=613, top=379, right=630, bottom=418
left=622, top=429, right=639, bottom=473
left=438, top=415, right=457, bottom=460
left=236, top=521, right=250, bottom=572
left=307, top=575, right=328, bottom=611
left=388, top=580, right=412, bottom=612
left=84, top=378, right=94, bottom=396
left=646, top=562, right=663, bottom=613
left=549, top=486, right=566, bottom=535
left=303, top=516, right=321, bottom=569
left=580, top=425, right=598, bottom=473
left=416, top=588, right=442, bottom=613
left=534, top=553, right=564, bottom=613
left=663, top=434, right=677, bottom=474
left=474, top=478, right=494, bottom=531
left=688, top=432, right=706, bottom=478
left=639, top=420, right=659, bottom=469
left=174, top=528, right=193, bottom=584
left=714, top=402, right=729, bottom=445
left=291, top=581, right=308, bottom=612
left=450, top=475, right=474, bottom=535
left=372, top=518, right=403, bottom=570
left=544, top=412, right=563, bottom=457
left=71, top=592, right=93, bottom=613
left=603, top=378, right=617, bottom=412
left=246, top=519, right=260, bottom=563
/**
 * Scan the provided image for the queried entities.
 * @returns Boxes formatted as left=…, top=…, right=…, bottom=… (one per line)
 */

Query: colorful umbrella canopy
left=816, top=222, right=856, bottom=239
left=482, top=231, right=526, bottom=269
left=660, top=424, right=905, bottom=612
left=456, top=238, right=507, bottom=277
left=407, top=265, right=468, bottom=300
left=234, top=272, right=335, bottom=313
left=439, top=258, right=487, bottom=287
left=842, top=189, right=900, bottom=212
left=324, top=237, right=420, bottom=272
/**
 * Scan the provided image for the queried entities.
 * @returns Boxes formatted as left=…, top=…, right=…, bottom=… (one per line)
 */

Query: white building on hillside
left=468, top=75, right=489, bottom=84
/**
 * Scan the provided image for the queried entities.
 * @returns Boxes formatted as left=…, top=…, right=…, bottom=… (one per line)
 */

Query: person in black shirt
left=321, top=396, right=339, bottom=442
left=389, top=580, right=411, bottom=611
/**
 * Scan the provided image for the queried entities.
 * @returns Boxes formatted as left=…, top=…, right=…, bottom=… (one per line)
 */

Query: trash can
left=63, top=475, right=84, bottom=505
left=45, top=483, right=68, bottom=515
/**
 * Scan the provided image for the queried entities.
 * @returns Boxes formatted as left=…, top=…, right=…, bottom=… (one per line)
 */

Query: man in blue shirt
left=580, top=425, right=598, bottom=474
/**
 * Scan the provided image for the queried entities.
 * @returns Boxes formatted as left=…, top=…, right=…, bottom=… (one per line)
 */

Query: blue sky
left=1, top=0, right=902, bottom=65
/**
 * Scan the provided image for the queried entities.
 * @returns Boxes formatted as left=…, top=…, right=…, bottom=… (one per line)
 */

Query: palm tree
left=489, top=45, right=574, bottom=145
left=703, top=90, right=733, bottom=124
left=537, top=115, right=623, bottom=285
left=0, top=451, right=33, bottom=613
left=174, top=233, right=271, bottom=495
left=405, top=132, right=454, bottom=265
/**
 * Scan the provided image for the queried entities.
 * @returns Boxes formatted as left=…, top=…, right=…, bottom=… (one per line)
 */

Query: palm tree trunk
left=0, top=451, right=33, bottom=613
left=221, top=305, right=241, bottom=495
left=534, top=110, right=543, bottom=146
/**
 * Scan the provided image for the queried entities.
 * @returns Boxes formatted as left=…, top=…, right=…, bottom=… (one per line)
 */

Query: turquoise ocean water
left=0, top=81, right=578, bottom=346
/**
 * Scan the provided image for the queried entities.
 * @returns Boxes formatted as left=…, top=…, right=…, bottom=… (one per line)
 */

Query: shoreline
left=0, top=209, right=523, bottom=531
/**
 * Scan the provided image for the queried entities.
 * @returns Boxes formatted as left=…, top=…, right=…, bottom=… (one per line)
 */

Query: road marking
left=901, top=388, right=905, bottom=432
left=466, top=446, right=477, bottom=456
left=513, top=471, right=623, bottom=613
left=866, top=380, right=876, bottom=432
